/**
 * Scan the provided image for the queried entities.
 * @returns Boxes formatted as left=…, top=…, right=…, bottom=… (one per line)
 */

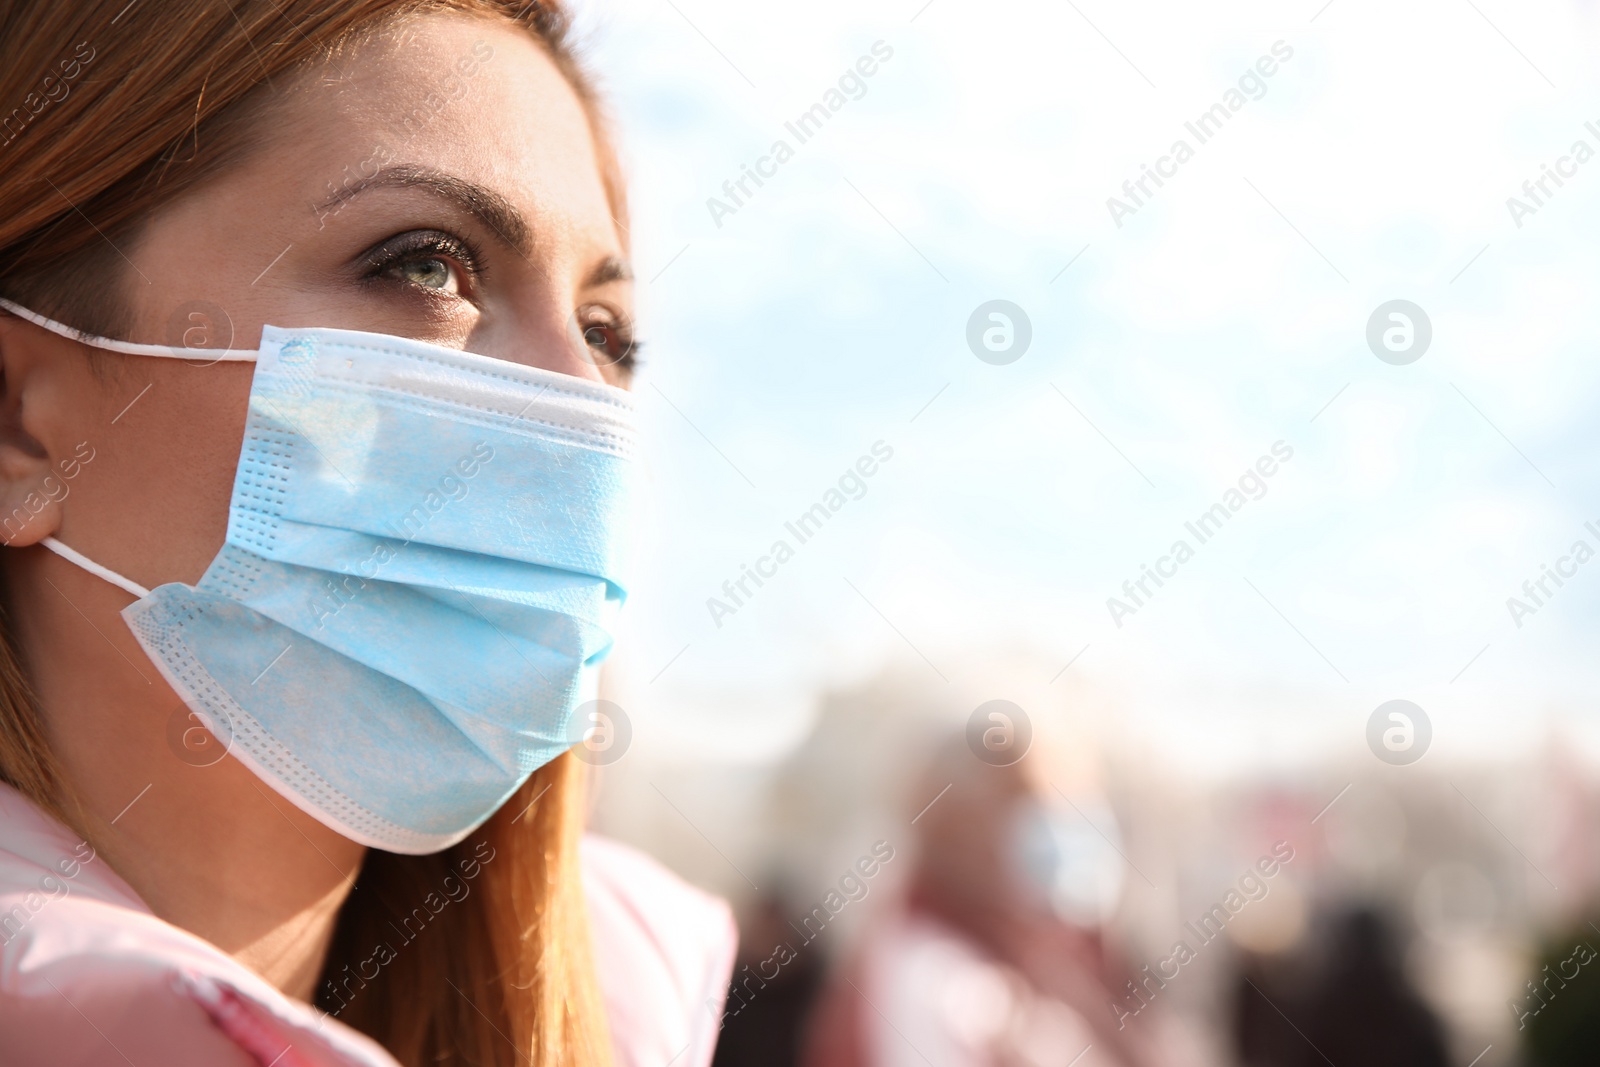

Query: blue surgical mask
left=1, top=299, right=636, bottom=854
left=1010, top=797, right=1126, bottom=926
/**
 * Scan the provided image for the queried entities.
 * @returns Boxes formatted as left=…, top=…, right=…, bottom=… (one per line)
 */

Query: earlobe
left=0, top=479, right=64, bottom=548
left=0, top=319, right=67, bottom=548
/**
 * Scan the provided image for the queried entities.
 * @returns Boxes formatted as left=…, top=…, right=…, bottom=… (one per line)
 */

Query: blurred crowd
left=599, top=667, right=1600, bottom=1067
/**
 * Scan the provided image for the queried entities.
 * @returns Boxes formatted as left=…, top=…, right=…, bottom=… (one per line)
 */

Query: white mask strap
left=0, top=298, right=257, bottom=362
left=40, top=536, right=152, bottom=599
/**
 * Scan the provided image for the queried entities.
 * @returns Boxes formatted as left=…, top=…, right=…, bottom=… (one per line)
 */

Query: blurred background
left=567, top=0, right=1600, bottom=1062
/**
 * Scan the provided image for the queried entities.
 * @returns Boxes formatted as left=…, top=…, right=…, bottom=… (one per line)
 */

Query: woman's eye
left=393, top=257, right=457, bottom=291
left=583, top=323, right=622, bottom=357
left=361, top=230, right=481, bottom=296
left=575, top=305, right=640, bottom=369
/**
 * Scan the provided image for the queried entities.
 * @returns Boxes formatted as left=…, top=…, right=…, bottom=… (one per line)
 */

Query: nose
left=470, top=309, right=607, bottom=385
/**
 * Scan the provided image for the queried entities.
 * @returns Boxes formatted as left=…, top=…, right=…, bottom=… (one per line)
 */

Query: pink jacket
left=0, top=783, right=735, bottom=1066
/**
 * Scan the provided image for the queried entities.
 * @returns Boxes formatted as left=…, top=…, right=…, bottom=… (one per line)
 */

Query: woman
left=0, top=2, right=734, bottom=1064
left=803, top=736, right=1166, bottom=1067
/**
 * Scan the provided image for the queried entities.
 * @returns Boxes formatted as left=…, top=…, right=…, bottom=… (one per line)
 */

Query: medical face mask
left=1009, top=797, right=1126, bottom=926
left=1, top=299, right=636, bottom=854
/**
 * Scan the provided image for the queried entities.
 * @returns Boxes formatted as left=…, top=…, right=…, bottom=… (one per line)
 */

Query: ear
left=0, top=312, right=71, bottom=548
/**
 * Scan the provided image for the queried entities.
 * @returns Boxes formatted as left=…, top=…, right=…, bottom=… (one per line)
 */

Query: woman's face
left=33, top=12, right=632, bottom=590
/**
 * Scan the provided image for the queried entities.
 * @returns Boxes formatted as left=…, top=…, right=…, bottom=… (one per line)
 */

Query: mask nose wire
left=39, top=536, right=152, bottom=599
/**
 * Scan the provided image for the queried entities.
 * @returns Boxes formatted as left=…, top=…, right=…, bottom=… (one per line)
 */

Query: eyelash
left=360, top=229, right=484, bottom=291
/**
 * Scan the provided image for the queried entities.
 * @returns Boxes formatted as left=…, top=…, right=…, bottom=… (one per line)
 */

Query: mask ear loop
left=39, top=536, right=151, bottom=599
left=0, top=298, right=257, bottom=361
left=2, top=297, right=244, bottom=598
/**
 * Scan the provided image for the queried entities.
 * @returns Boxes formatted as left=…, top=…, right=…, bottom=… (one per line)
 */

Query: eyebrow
left=314, top=164, right=633, bottom=289
left=319, top=164, right=534, bottom=256
left=585, top=256, right=632, bottom=286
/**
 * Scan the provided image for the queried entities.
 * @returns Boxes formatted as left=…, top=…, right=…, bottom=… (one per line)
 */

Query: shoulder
left=581, top=834, right=738, bottom=1067
left=0, top=783, right=397, bottom=1067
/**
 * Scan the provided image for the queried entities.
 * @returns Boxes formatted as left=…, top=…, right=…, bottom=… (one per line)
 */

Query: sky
left=565, top=0, right=1600, bottom=774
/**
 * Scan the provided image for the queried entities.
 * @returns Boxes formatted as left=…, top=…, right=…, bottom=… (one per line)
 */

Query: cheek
left=78, top=361, right=254, bottom=585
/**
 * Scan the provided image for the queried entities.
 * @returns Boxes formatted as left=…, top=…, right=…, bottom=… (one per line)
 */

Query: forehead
left=274, top=13, right=615, bottom=243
